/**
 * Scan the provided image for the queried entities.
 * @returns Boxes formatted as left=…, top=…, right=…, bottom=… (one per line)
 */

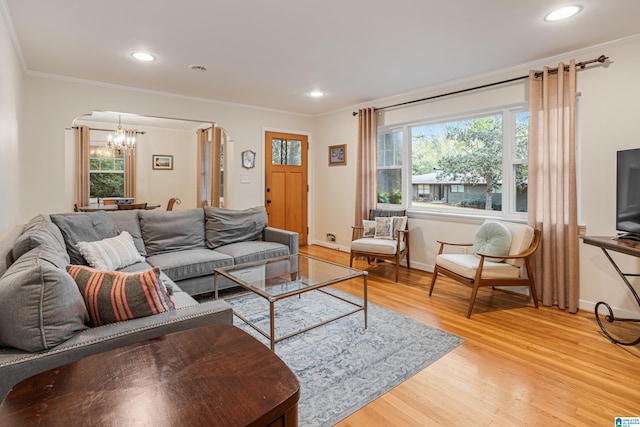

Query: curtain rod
left=70, top=126, right=145, bottom=135
left=352, top=54, right=609, bottom=116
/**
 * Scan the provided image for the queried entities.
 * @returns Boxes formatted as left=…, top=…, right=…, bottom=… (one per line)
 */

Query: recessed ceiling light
left=131, top=52, right=156, bottom=62
left=309, top=91, right=325, bottom=98
left=544, top=5, right=581, bottom=22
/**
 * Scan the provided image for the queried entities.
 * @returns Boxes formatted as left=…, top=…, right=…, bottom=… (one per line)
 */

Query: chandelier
left=106, top=115, right=136, bottom=154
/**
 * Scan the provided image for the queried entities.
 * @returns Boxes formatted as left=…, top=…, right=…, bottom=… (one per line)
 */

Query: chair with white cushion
left=349, top=209, right=410, bottom=282
left=429, top=220, right=540, bottom=318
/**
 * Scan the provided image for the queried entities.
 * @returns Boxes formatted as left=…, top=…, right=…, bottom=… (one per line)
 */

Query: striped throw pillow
left=76, top=231, right=144, bottom=271
left=67, top=265, right=175, bottom=327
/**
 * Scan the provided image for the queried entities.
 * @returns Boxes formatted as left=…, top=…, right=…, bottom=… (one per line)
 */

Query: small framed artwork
left=152, top=154, right=173, bottom=170
left=328, top=144, right=347, bottom=166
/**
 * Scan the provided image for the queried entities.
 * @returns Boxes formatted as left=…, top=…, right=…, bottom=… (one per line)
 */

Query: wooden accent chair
left=349, top=209, right=410, bottom=282
left=166, top=197, right=181, bottom=211
left=429, top=220, right=541, bottom=318
left=117, top=202, right=148, bottom=210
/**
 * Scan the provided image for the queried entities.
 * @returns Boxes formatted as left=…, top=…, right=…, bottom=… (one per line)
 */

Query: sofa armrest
left=263, top=227, right=299, bottom=255
left=0, top=299, right=232, bottom=403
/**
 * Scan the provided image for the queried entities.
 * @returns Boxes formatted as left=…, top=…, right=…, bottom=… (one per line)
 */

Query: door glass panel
left=271, top=139, right=302, bottom=165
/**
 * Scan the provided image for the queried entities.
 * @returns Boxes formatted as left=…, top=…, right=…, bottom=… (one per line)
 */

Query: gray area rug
left=202, top=289, right=463, bottom=427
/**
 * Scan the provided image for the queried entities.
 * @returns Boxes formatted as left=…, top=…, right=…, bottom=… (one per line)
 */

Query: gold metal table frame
left=214, top=254, right=367, bottom=350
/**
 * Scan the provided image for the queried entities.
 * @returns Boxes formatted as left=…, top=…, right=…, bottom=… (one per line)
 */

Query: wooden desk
left=79, top=203, right=161, bottom=212
left=580, top=235, right=640, bottom=346
left=0, top=324, right=300, bottom=426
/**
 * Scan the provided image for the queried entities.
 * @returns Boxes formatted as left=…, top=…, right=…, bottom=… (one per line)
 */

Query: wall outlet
left=326, top=233, right=336, bottom=242
left=461, top=248, right=468, bottom=254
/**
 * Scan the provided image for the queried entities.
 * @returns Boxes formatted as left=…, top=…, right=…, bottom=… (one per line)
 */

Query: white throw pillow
left=362, top=220, right=376, bottom=238
left=76, top=231, right=144, bottom=270
left=390, top=216, right=408, bottom=238
left=374, top=217, right=392, bottom=239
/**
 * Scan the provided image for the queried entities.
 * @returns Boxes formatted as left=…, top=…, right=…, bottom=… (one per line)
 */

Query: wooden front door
left=265, top=131, right=308, bottom=245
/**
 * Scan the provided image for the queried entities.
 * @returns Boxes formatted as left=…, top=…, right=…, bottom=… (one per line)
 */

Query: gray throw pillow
left=0, top=247, right=89, bottom=352
left=50, top=211, right=120, bottom=265
left=138, top=208, right=206, bottom=256
left=204, top=206, right=268, bottom=249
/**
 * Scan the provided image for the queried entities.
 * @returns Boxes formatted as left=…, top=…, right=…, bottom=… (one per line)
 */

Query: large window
left=377, top=130, right=403, bottom=204
left=89, top=146, right=124, bottom=199
left=377, top=106, right=528, bottom=217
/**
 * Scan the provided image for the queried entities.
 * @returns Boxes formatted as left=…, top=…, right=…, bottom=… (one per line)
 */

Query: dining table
left=78, top=203, right=161, bottom=212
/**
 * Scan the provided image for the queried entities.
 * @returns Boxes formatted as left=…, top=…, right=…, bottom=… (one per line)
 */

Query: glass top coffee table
left=214, top=254, right=367, bottom=350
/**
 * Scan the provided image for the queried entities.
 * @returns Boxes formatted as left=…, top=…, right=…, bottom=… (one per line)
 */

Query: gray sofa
left=0, top=206, right=298, bottom=402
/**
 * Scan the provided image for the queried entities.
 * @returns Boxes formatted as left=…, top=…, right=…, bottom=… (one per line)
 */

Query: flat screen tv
left=616, top=148, right=640, bottom=240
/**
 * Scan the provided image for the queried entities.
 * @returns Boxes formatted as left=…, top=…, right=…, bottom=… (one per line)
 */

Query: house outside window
left=377, top=104, right=528, bottom=218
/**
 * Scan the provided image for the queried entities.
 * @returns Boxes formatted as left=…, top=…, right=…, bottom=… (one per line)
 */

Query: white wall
left=0, top=10, right=22, bottom=238
left=312, top=35, right=640, bottom=315
left=19, top=76, right=314, bottom=219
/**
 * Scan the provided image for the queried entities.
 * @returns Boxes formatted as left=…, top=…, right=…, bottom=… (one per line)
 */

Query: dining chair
left=166, top=197, right=181, bottom=211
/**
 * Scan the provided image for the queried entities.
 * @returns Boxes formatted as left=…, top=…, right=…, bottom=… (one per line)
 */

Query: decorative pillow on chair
left=67, top=265, right=175, bottom=327
left=391, top=216, right=408, bottom=238
left=362, top=220, right=376, bottom=238
left=76, top=231, right=144, bottom=271
left=374, top=217, right=392, bottom=239
left=473, top=221, right=512, bottom=263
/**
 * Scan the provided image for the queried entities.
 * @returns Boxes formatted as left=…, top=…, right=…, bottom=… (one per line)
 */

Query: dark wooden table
left=79, top=203, right=161, bottom=212
left=0, top=324, right=300, bottom=426
left=580, top=235, right=640, bottom=345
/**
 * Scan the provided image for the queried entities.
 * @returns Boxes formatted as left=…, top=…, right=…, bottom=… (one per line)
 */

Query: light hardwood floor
left=299, top=245, right=640, bottom=426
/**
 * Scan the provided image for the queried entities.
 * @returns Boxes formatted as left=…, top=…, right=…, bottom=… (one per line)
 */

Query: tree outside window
left=89, top=147, right=124, bottom=198
left=378, top=106, right=528, bottom=217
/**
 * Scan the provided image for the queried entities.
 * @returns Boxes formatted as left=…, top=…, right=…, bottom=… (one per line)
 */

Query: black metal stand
left=593, top=246, right=640, bottom=346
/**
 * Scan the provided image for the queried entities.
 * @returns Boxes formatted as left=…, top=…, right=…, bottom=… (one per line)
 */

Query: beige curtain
left=196, top=125, right=220, bottom=207
left=123, top=136, right=136, bottom=198
left=196, top=128, right=208, bottom=207
left=210, top=127, right=221, bottom=207
left=355, top=107, right=378, bottom=225
left=76, top=126, right=90, bottom=209
left=528, top=60, right=579, bottom=313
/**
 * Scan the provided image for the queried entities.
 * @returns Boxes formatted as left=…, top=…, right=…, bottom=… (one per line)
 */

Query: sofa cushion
left=146, top=248, right=233, bottom=282
left=214, top=241, right=290, bottom=265
left=50, top=211, right=120, bottom=265
left=0, top=247, right=89, bottom=352
left=436, top=253, right=521, bottom=280
left=139, top=208, right=206, bottom=256
left=12, top=214, right=68, bottom=262
left=204, top=206, right=268, bottom=249
left=351, top=238, right=404, bottom=255
left=67, top=265, right=175, bottom=327
left=106, top=210, right=147, bottom=256
left=76, top=231, right=144, bottom=271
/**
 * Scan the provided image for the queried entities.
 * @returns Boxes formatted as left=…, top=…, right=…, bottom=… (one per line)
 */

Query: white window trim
left=378, top=102, right=529, bottom=221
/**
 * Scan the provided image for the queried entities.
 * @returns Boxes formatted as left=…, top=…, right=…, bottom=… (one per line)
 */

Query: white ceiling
left=3, top=0, right=640, bottom=115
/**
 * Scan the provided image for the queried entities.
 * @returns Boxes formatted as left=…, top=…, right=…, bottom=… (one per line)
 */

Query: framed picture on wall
left=328, top=144, right=347, bottom=166
left=152, top=155, right=173, bottom=170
